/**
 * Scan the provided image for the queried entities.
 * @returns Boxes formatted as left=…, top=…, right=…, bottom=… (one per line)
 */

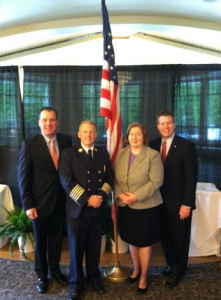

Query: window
left=23, top=79, right=50, bottom=137
left=82, top=82, right=106, bottom=143
left=174, top=69, right=221, bottom=187
left=120, top=82, right=142, bottom=137
left=82, top=79, right=142, bottom=144
left=175, top=71, right=221, bottom=144
left=0, top=77, right=21, bottom=145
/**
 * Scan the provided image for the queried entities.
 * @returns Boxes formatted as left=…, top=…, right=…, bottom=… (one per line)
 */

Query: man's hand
left=26, top=208, right=38, bottom=219
left=179, top=205, right=191, bottom=220
left=88, top=195, right=103, bottom=208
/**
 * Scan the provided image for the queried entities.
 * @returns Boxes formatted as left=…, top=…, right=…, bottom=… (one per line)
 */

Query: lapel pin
left=78, top=148, right=83, bottom=152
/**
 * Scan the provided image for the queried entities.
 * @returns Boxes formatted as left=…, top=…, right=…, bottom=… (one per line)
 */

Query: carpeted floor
left=0, top=258, right=221, bottom=300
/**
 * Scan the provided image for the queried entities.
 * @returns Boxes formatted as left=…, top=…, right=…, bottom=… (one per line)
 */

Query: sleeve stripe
left=70, top=184, right=85, bottom=204
left=101, top=182, right=112, bottom=196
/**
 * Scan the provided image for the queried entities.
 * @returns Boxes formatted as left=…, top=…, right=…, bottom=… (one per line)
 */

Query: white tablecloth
left=189, top=182, right=221, bottom=257
left=0, top=184, right=15, bottom=248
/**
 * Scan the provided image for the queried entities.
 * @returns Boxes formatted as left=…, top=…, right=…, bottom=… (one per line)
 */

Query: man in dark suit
left=149, top=110, right=198, bottom=288
left=18, top=106, right=72, bottom=294
left=59, top=120, right=113, bottom=300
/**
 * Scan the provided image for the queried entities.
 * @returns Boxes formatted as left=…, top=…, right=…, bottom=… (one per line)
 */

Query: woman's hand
left=118, top=193, right=127, bottom=202
left=119, top=192, right=138, bottom=205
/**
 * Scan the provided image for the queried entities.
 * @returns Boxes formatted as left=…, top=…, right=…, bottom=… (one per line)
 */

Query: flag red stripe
left=102, top=69, right=110, bottom=81
left=101, top=88, right=110, bottom=100
left=100, top=107, right=112, bottom=119
left=100, top=1, right=122, bottom=163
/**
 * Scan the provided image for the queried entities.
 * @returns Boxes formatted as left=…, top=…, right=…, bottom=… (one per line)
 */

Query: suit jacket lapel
left=165, top=135, right=178, bottom=164
left=118, top=146, right=130, bottom=178
left=57, top=134, right=63, bottom=152
left=89, top=146, right=98, bottom=170
left=128, top=146, right=147, bottom=175
left=39, top=134, right=51, bottom=158
left=38, top=134, right=56, bottom=169
left=77, top=146, right=98, bottom=170
left=92, top=147, right=98, bottom=163
left=155, top=138, right=161, bottom=152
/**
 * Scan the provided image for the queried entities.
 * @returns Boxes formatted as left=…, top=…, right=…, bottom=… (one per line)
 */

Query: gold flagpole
left=101, top=0, right=130, bottom=281
left=104, top=197, right=130, bottom=281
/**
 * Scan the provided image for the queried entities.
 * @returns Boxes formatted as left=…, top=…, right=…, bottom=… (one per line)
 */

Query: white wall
left=0, top=36, right=221, bottom=66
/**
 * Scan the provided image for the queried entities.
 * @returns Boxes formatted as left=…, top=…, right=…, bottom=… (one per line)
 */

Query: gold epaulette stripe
left=101, top=182, right=112, bottom=196
left=70, top=184, right=85, bottom=204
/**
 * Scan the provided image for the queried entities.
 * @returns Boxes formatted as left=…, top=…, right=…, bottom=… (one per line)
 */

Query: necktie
left=87, top=149, right=93, bottom=166
left=161, top=140, right=167, bottom=163
left=50, top=139, right=58, bottom=170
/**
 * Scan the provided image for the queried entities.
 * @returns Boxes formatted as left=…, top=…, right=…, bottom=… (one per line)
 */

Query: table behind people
left=0, top=184, right=15, bottom=248
left=189, top=182, right=221, bottom=257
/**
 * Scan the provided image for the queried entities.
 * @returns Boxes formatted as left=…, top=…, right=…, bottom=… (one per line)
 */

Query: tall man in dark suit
left=149, top=110, right=198, bottom=288
left=59, top=120, right=113, bottom=300
left=18, top=106, right=72, bottom=294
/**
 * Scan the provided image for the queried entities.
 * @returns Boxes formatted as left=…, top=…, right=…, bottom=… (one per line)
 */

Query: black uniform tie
left=87, top=149, right=93, bottom=166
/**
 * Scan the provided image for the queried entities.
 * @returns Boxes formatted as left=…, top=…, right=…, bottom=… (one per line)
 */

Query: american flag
left=100, top=0, right=122, bottom=163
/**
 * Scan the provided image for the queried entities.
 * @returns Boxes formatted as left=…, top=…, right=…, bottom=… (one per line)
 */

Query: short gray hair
left=78, top=120, right=97, bottom=131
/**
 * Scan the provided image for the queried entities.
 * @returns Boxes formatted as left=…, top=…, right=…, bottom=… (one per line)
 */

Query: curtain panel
left=0, top=66, right=23, bottom=205
left=174, top=64, right=221, bottom=190
left=0, top=64, right=220, bottom=205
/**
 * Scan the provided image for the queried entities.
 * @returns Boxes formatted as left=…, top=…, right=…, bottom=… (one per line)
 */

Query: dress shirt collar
left=81, top=144, right=94, bottom=155
left=41, top=134, right=59, bottom=156
left=41, top=133, right=57, bottom=145
left=161, top=133, right=175, bottom=154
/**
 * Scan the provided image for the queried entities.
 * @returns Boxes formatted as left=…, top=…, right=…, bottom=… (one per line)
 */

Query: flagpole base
left=104, top=262, right=131, bottom=282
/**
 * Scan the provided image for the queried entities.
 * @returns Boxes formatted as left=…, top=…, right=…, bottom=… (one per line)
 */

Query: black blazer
left=59, top=145, right=114, bottom=219
left=149, top=134, right=198, bottom=210
left=18, top=133, right=72, bottom=216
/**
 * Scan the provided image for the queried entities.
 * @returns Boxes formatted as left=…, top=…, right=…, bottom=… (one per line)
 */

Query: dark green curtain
left=23, top=66, right=103, bottom=144
left=118, top=65, right=176, bottom=138
left=174, top=65, right=221, bottom=189
left=23, top=65, right=176, bottom=143
left=0, top=66, right=24, bottom=205
left=22, top=65, right=221, bottom=189
left=1, top=64, right=220, bottom=204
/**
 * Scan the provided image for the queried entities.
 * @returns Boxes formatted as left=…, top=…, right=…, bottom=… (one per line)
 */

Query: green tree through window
left=82, top=81, right=141, bottom=143
left=24, top=80, right=50, bottom=136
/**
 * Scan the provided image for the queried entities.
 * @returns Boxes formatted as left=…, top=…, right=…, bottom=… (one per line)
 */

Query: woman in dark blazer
left=114, top=122, right=164, bottom=294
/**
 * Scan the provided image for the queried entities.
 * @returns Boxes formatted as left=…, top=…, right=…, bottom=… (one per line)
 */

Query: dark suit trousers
left=67, top=216, right=102, bottom=290
left=161, top=204, right=192, bottom=278
left=32, top=202, right=64, bottom=279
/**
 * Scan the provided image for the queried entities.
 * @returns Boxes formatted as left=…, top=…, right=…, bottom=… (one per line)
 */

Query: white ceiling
left=0, top=0, right=221, bottom=61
